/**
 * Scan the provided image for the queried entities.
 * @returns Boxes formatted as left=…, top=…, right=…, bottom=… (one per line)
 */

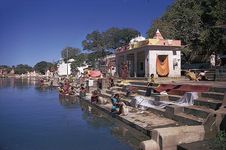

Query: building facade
left=115, top=30, right=181, bottom=77
left=57, top=59, right=74, bottom=76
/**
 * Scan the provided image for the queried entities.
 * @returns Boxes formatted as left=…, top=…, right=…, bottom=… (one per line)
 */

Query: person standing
left=210, top=52, right=216, bottom=68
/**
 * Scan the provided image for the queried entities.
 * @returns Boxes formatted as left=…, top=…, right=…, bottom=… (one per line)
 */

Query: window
left=173, top=51, right=177, bottom=55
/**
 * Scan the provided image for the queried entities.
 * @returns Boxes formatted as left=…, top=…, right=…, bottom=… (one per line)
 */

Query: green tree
left=82, top=30, right=105, bottom=59
left=14, top=64, right=33, bottom=74
left=34, top=61, right=54, bottom=74
left=70, top=53, right=87, bottom=73
left=199, top=0, right=226, bottom=57
left=104, top=27, right=140, bottom=49
left=61, top=47, right=80, bottom=61
left=82, top=27, right=139, bottom=60
left=147, top=0, right=226, bottom=63
left=0, top=65, right=12, bottom=73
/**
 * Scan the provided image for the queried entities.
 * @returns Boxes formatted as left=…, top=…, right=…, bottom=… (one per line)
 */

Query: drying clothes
left=130, top=92, right=199, bottom=109
left=130, top=96, right=167, bottom=109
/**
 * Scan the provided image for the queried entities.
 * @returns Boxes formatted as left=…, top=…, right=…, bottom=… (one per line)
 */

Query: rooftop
left=116, top=29, right=181, bottom=53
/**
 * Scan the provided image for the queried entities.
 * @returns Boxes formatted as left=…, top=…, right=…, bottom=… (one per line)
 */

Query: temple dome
left=130, top=35, right=146, bottom=44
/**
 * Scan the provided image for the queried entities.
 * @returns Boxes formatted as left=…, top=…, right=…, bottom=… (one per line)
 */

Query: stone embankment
left=81, top=78, right=226, bottom=150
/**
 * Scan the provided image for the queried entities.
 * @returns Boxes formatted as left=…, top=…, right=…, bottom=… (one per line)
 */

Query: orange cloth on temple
left=156, top=56, right=169, bottom=77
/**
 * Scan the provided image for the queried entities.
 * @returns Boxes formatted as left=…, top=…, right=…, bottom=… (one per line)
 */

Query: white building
left=115, top=30, right=181, bottom=78
left=57, top=59, right=74, bottom=76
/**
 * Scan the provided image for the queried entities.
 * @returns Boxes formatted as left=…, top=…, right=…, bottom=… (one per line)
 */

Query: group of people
left=58, top=79, right=76, bottom=95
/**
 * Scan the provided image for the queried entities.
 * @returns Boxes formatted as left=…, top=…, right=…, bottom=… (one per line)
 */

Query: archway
left=156, top=55, right=169, bottom=77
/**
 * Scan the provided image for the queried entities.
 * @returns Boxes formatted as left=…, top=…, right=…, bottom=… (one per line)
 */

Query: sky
left=0, top=0, right=173, bottom=66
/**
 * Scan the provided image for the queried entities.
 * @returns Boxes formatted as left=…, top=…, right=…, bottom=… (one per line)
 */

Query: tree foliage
left=14, top=64, right=33, bottom=74
left=147, top=0, right=226, bottom=63
left=82, top=27, right=140, bottom=59
left=70, top=53, right=87, bottom=73
left=0, top=65, right=12, bottom=73
left=34, top=61, right=54, bottom=74
left=61, top=47, right=80, bottom=61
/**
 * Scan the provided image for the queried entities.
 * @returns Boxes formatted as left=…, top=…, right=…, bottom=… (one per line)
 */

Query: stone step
left=154, top=93, right=222, bottom=110
left=201, top=92, right=224, bottom=101
left=110, top=86, right=123, bottom=91
left=137, top=89, right=146, bottom=96
left=183, top=105, right=214, bottom=118
left=153, top=94, right=181, bottom=101
left=106, top=88, right=138, bottom=97
left=177, top=140, right=212, bottom=150
left=215, top=77, right=226, bottom=81
left=205, top=72, right=215, bottom=81
left=209, top=87, right=226, bottom=93
left=100, top=91, right=112, bottom=100
left=194, top=98, right=222, bottom=110
left=173, top=112, right=204, bottom=125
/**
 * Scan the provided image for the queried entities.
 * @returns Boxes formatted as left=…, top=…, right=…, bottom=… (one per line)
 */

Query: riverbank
left=77, top=77, right=226, bottom=150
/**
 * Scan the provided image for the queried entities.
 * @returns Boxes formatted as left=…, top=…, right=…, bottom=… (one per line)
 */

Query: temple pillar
left=134, top=52, right=137, bottom=77
left=145, top=50, right=149, bottom=77
left=115, top=55, right=119, bottom=77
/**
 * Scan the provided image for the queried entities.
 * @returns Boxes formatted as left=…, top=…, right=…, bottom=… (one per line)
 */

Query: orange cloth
left=156, top=55, right=169, bottom=77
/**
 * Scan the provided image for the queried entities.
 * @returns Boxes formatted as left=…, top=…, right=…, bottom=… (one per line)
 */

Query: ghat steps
left=99, top=78, right=225, bottom=126
left=87, top=77, right=226, bottom=150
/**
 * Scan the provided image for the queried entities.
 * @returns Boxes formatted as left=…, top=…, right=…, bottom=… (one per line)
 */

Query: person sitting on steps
left=145, top=74, right=155, bottom=96
left=91, top=90, right=99, bottom=103
left=111, top=93, right=123, bottom=114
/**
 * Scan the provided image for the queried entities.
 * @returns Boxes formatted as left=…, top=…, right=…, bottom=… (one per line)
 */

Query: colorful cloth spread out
left=156, top=55, right=169, bottom=77
left=89, top=70, right=101, bottom=77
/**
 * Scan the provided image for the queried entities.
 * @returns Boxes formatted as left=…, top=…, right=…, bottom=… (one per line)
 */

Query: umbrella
left=89, top=70, right=102, bottom=77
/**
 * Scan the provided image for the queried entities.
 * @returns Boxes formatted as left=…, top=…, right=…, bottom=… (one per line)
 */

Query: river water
left=0, top=78, right=149, bottom=150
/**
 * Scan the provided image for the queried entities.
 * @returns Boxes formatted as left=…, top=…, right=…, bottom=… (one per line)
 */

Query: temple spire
left=153, top=29, right=164, bottom=40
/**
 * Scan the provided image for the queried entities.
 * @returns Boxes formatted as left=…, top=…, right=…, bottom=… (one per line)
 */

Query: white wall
left=58, top=62, right=72, bottom=76
left=148, top=50, right=181, bottom=77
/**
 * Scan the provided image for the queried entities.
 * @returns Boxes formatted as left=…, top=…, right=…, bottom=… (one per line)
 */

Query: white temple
left=115, top=30, right=181, bottom=77
left=57, top=59, right=74, bottom=76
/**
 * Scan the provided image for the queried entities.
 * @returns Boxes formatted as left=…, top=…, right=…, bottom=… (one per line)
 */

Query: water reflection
left=0, top=78, right=38, bottom=89
left=0, top=78, right=149, bottom=150
left=59, top=95, right=80, bottom=107
left=79, top=100, right=149, bottom=150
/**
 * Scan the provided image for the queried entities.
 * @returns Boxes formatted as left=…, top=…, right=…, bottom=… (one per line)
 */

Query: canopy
left=89, top=70, right=102, bottom=77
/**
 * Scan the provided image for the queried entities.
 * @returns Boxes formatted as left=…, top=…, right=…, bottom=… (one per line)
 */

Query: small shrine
left=115, top=29, right=181, bottom=77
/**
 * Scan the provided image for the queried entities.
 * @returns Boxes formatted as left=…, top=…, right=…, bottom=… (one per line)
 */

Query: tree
left=14, top=64, right=33, bottom=74
left=34, top=61, right=54, bottom=74
left=61, top=47, right=80, bottom=61
left=82, top=27, right=140, bottom=60
left=82, top=30, right=106, bottom=59
left=0, top=65, right=12, bottom=73
left=70, top=53, right=87, bottom=73
left=146, top=0, right=226, bottom=63
left=104, top=27, right=140, bottom=50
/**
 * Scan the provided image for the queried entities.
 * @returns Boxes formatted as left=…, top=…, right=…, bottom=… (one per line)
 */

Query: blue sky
left=0, top=0, right=173, bottom=66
